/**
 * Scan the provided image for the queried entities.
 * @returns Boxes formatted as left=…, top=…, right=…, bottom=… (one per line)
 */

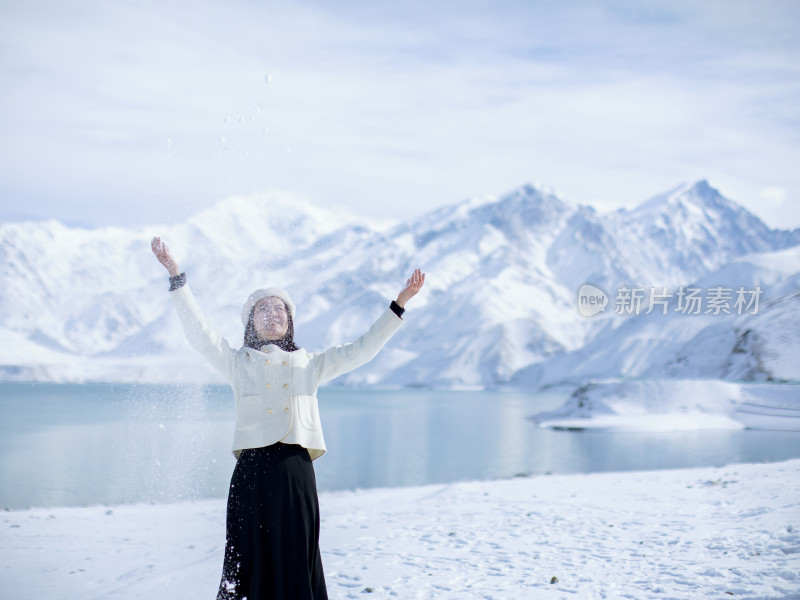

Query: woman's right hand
left=151, top=236, right=181, bottom=276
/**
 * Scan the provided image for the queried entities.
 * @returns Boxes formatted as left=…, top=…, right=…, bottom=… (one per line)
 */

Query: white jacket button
left=282, top=360, right=288, bottom=366
left=267, top=408, right=273, bottom=414
left=265, top=359, right=270, bottom=365
left=283, top=383, right=289, bottom=389
left=266, top=383, right=271, bottom=388
left=284, top=407, right=289, bottom=412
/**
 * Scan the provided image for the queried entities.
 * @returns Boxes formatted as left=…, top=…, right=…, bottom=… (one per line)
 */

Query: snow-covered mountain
left=511, top=245, right=800, bottom=389
left=549, top=180, right=797, bottom=291
left=1, top=181, right=798, bottom=388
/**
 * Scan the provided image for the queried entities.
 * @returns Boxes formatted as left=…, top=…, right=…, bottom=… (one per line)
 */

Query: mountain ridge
left=1, top=180, right=797, bottom=387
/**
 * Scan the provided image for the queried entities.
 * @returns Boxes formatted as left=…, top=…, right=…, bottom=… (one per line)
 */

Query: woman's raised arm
left=150, top=236, right=233, bottom=378
left=314, top=268, right=426, bottom=384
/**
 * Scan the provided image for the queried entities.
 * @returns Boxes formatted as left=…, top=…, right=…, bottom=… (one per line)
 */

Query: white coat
left=170, top=284, right=405, bottom=460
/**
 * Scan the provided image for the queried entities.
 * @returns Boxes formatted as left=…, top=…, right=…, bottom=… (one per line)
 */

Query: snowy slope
left=1, top=181, right=798, bottom=388
left=546, top=180, right=799, bottom=291
left=608, top=180, right=786, bottom=285
left=0, top=191, right=376, bottom=382
left=512, top=245, right=800, bottom=388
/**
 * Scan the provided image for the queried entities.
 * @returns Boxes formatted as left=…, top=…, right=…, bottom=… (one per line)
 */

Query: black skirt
left=216, top=443, right=328, bottom=600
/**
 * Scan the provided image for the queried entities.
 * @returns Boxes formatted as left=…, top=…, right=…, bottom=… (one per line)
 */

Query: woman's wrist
left=390, top=300, right=405, bottom=318
left=168, top=271, right=187, bottom=291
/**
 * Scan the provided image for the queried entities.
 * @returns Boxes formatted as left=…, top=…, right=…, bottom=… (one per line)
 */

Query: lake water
left=2, top=382, right=800, bottom=510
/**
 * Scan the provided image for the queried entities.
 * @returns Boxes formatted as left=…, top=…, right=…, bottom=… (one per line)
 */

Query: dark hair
left=243, top=301, right=299, bottom=352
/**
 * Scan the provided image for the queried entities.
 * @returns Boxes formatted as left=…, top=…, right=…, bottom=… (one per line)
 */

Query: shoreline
left=3, top=454, right=797, bottom=513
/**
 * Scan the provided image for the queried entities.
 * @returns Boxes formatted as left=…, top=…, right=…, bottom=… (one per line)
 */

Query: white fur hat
left=241, top=287, right=296, bottom=326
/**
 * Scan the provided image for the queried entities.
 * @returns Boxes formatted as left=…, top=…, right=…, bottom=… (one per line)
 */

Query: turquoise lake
left=2, top=382, right=800, bottom=509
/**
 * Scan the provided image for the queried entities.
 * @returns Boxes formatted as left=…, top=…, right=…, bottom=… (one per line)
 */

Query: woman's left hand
left=396, top=268, right=426, bottom=308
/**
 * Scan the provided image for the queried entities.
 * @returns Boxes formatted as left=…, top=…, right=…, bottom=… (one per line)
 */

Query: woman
left=150, top=236, right=425, bottom=600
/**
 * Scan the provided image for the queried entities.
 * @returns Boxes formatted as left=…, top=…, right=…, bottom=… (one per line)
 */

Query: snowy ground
left=2, top=460, right=799, bottom=599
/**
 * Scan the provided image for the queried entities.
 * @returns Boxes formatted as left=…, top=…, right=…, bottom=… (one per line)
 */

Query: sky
left=1, top=0, right=799, bottom=229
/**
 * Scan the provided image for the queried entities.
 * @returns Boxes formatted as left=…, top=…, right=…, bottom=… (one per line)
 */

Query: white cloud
left=0, top=0, right=799, bottom=229
left=760, top=186, right=787, bottom=207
